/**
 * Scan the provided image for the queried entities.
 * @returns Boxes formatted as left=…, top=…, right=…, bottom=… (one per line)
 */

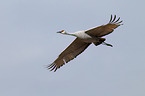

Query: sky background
left=0, top=0, right=145, bottom=96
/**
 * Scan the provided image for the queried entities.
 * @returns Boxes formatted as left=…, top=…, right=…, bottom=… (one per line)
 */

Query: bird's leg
left=102, top=42, right=113, bottom=47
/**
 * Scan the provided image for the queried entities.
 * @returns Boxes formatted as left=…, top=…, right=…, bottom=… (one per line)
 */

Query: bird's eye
left=61, top=30, right=65, bottom=33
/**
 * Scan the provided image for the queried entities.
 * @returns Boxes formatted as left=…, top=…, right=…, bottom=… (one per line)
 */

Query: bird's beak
left=57, top=31, right=62, bottom=33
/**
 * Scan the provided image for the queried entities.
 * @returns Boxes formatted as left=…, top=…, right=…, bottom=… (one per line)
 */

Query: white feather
left=72, top=31, right=92, bottom=39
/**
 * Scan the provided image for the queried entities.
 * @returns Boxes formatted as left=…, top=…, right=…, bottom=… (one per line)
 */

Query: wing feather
left=48, top=38, right=91, bottom=72
left=85, top=15, right=123, bottom=37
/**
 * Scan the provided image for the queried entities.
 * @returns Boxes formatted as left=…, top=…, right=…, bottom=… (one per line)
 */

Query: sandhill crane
left=48, top=15, right=123, bottom=72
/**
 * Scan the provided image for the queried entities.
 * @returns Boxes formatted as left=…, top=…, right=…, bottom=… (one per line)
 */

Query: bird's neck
left=63, top=32, right=76, bottom=37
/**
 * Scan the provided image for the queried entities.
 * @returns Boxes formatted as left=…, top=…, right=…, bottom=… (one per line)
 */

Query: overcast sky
left=0, top=0, right=145, bottom=96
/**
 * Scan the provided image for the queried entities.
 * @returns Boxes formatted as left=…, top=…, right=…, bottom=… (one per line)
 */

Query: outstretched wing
left=48, top=38, right=91, bottom=72
left=85, top=15, right=123, bottom=37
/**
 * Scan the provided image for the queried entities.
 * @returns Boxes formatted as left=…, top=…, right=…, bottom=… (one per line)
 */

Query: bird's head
left=57, top=30, right=75, bottom=36
left=57, top=30, right=67, bottom=34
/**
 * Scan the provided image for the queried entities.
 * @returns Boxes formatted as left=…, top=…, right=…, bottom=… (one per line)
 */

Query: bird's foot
left=102, top=42, right=113, bottom=47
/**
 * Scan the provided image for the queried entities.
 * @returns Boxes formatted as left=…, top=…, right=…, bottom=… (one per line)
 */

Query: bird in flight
left=48, top=15, right=123, bottom=72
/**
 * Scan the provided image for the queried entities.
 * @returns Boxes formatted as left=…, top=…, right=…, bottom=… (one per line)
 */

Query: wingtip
left=112, top=15, right=116, bottom=22
left=46, top=63, right=58, bottom=72
left=114, top=17, right=120, bottom=23
left=118, top=20, right=123, bottom=24
left=108, top=14, right=123, bottom=25
left=109, top=14, right=113, bottom=23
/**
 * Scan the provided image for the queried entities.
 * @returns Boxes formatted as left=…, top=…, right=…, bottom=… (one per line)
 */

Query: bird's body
left=67, top=31, right=100, bottom=43
left=73, top=31, right=92, bottom=39
left=48, top=15, right=123, bottom=72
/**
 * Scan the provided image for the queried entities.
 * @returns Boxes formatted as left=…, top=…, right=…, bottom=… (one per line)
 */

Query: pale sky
left=0, top=0, right=145, bottom=96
